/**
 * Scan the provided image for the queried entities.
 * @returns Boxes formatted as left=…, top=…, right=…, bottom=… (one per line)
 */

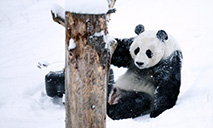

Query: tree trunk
left=65, top=12, right=111, bottom=128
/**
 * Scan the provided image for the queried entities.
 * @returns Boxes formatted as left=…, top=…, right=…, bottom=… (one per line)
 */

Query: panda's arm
left=151, top=51, right=183, bottom=118
left=111, top=38, right=134, bottom=68
left=111, top=24, right=144, bottom=68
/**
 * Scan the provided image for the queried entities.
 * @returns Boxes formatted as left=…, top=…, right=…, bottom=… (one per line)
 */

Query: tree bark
left=65, top=12, right=111, bottom=128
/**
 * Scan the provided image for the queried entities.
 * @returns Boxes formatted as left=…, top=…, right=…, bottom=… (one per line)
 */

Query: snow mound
left=65, top=0, right=109, bottom=14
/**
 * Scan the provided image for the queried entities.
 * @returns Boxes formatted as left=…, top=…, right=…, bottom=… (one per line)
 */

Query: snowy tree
left=51, top=0, right=116, bottom=128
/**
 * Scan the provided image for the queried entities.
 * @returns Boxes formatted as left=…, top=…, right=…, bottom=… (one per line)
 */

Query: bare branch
left=51, top=10, right=65, bottom=27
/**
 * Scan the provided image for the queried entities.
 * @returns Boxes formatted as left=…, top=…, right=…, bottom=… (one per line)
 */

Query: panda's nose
left=136, top=62, right=144, bottom=66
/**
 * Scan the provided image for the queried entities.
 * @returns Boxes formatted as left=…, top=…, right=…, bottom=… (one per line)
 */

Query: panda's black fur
left=107, top=24, right=183, bottom=120
left=111, top=38, right=134, bottom=68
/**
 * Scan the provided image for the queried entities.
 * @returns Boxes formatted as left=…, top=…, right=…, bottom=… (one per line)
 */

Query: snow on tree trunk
left=65, top=12, right=112, bottom=128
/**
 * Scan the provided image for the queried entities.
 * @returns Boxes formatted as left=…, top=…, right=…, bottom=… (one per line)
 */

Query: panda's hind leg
left=107, top=89, right=153, bottom=120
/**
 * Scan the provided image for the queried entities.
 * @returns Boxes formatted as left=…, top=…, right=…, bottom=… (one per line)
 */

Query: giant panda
left=107, top=25, right=183, bottom=120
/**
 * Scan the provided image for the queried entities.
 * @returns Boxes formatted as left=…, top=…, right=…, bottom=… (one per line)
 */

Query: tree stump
left=65, top=12, right=111, bottom=128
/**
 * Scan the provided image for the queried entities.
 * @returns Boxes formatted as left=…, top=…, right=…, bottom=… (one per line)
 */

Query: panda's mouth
left=135, top=61, right=145, bottom=69
left=136, top=65, right=144, bottom=69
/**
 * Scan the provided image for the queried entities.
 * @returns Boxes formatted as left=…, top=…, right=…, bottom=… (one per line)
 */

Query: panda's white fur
left=130, top=30, right=181, bottom=69
left=113, top=70, right=155, bottom=98
left=110, top=30, right=180, bottom=104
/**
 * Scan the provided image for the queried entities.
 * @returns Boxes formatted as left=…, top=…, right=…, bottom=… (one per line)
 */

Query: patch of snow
left=90, top=30, right=116, bottom=53
left=51, top=3, right=65, bottom=19
left=93, top=30, right=105, bottom=37
left=104, top=34, right=116, bottom=53
left=68, top=38, right=76, bottom=50
left=65, top=0, right=109, bottom=14
left=62, top=94, right=65, bottom=103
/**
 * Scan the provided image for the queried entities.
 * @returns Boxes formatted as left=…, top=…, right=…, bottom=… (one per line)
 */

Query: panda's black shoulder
left=111, top=38, right=134, bottom=68
left=152, top=50, right=182, bottom=83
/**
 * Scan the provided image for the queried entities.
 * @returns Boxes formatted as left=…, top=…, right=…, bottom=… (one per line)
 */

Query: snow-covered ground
left=0, top=0, right=213, bottom=128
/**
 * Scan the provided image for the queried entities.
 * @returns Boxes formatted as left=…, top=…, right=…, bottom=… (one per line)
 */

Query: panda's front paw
left=150, top=110, right=162, bottom=118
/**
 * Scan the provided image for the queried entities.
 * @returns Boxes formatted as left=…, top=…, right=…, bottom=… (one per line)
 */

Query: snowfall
left=0, top=0, right=213, bottom=128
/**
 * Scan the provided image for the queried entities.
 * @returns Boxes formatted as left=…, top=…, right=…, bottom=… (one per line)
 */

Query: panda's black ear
left=135, top=24, right=145, bottom=35
left=156, top=30, right=168, bottom=42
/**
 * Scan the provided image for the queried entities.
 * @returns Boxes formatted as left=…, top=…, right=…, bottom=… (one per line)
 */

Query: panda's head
left=130, top=29, right=168, bottom=69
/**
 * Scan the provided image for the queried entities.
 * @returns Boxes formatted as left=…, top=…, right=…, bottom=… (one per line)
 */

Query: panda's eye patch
left=134, top=47, right=140, bottom=55
left=146, top=49, right=153, bottom=58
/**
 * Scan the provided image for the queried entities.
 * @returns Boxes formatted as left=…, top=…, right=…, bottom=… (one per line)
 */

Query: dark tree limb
left=51, top=10, right=65, bottom=27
